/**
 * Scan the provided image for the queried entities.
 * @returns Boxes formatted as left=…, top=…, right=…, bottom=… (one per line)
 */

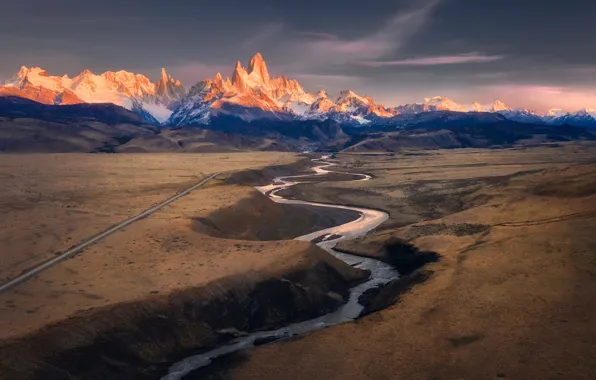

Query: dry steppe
left=0, top=152, right=296, bottom=281
left=0, top=151, right=368, bottom=379
left=218, top=142, right=596, bottom=380
left=2, top=143, right=596, bottom=380
left=282, top=142, right=596, bottom=229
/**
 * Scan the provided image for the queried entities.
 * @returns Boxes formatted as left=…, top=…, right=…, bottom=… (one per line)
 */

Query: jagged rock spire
left=214, top=72, right=223, bottom=87
left=155, top=67, right=186, bottom=102
left=247, top=52, right=270, bottom=85
left=231, top=61, right=247, bottom=90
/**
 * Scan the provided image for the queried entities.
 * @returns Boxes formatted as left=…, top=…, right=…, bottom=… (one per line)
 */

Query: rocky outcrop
left=336, top=237, right=439, bottom=317
left=155, top=68, right=186, bottom=105
left=247, top=52, right=270, bottom=85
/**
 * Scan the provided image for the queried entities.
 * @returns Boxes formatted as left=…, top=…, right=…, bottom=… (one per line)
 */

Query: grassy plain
left=0, top=152, right=296, bottom=281
left=223, top=142, right=596, bottom=380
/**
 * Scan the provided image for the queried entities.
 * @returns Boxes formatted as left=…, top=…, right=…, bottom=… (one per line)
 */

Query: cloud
left=239, top=0, right=443, bottom=74
left=296, top=32, right=338, bottom=41
left=241, top=23, right=284, bottom=50
left=355, top=53, right=504, bottom=67
left=291, top=73, right=362, bottom=82
left=485, top=84, right=596, bottom=112
left=301, top=0, right=441, bottom=64
left=562, top=64, right=596, bottom=75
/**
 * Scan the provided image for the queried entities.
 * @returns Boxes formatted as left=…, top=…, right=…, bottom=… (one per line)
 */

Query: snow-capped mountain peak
left=156, top=67, right=186, bottom=104
left=169, top=53, right=311, bottom=125
left=492, top=100, right=511, bottom=112
left=69, top=69, right=156, bottom=106
left=423, top=96, right=467, bottom=112
left=547, top=108, right=567, bottom=117
left=3, top=53, right=596, bottom=129
left=168, top=53, right=388, bottom=125
left=213, top=72, right=224, bottom=87
left=12, top=66, right=70, bottom=92
left=247, top=52, right=270, bottom=86
left=576, top=108, right=596, bottom=117
left=230, top=53, right=278, bottom=93
left=16, top=66, right=30, bottom=79
left=160, top=67, right=169, bottom=82
left=336, top=90, right=370, bottom=106
left=1, top=65, right=187, bottom=123
left=231, top=61, right=249, bottom=90
left=551, top=108, right=596, bottom=127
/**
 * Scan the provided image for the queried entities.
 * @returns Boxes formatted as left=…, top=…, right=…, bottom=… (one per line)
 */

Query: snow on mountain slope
left=499, top=109, right=546, bottom=124
left=394, top=103, right=437, bottom=114
left=400, top=98, right=511, bottom=114
left=577, top=108, right=596, bottom=119
left=303, top=90, right=336, bottom=120
left=12, top=67, right=69, bottom=93
left=166, top=79, right=220, bottom=126
left=394, top=97, right=578, bottom=126
left=1, top=66, right=185, bottom=123
left=3, top=53, right=595, bottom=128
left=165, top=48, right=596, bottom=127
left=394, top=98, right=506, bottom=115
left=325, top=90, right=394, bottom=123
left=490, top=100, right=509, bottom=112
left=1, top=67, right=85, bottom=105
left=334, top=90, right=370, bottom=111
left=168, top=53, right=316, bottom=125
left=70, top=69, right=154, bottom=103
left=424, top=96, right=468, bottom=112
left=156, top=68, right=186, bottom=103
left=139, top=102, right=174, bottom=123
left=548, top=109, right=567, bottom=118
left=553, top=108, right=596, bottom=127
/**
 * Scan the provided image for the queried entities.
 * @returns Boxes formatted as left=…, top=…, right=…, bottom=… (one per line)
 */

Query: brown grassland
left=0, top=152, right=296, bottom=281
left=0, top=151, right=366, bottom=380
left=1, top=142, right=596, bottom=379
left=214, top=142, right=596, bottom=380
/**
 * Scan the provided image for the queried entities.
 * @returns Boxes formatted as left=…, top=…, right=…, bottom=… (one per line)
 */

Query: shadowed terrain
left=0, top=152, right=373, bottom=379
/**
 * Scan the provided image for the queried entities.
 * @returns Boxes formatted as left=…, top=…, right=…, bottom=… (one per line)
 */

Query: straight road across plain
left=0, top=172, right=220, bottom=294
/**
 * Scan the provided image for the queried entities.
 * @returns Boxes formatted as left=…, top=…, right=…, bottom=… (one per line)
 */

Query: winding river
left=161, top=156, right=399, bottom=380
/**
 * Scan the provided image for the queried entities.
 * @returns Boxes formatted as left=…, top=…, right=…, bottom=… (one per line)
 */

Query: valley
left=0, top=143, right=594, bottom=380
left=206, top=142, right=596, bottom=380
left=1, top=53, right=596, bottom=155
left=0, top=151, right=374, bottom=379
left=2, top=2, right=594, bottom=380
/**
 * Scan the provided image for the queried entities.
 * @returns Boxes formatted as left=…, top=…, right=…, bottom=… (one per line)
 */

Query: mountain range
left=2, top=53, right=595, bottom=129
left=0, top=65, right=185, bottom=124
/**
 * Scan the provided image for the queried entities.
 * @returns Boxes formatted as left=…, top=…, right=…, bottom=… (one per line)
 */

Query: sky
left=1, top=0, right=595, bottom=112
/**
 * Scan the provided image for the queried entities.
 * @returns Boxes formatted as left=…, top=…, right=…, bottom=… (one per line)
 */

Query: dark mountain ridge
left=1, top=95, right=595, bottom=153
